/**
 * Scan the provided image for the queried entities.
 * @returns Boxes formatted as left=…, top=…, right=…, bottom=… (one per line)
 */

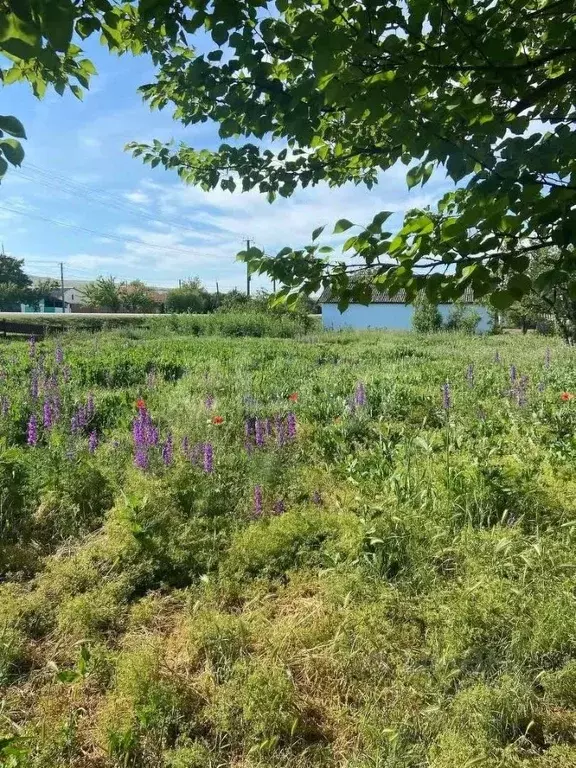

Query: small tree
left=412, top=297, right=442, bottom=333
left=84, top=276, right=122, bottom=312
left=0, top=253, right=32, bottom=309
left=120, top=280, right=157, bottom=313
left=166, top=279, right=207, bottom=314
left=445, top=304, right=482, bottom=334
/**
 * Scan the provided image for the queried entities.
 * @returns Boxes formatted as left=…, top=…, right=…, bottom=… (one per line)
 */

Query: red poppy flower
left=561, top=392, right=574, bottom=402
left=136, top=398, right=146, bottom=410
left=212, top=415, right=224, bottom=425
left=288, top=392, right=298, bottom=402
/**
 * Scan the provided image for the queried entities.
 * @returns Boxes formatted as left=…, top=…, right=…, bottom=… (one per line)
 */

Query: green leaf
left=42, top=0, right=75, bottom=52
left=333, top=219, right=354, bottom=234
left=0, top=138, right=24, bottom=166
left=0, top=156, right=8, bottom=177
left=211, top=24, right=228, bottom=45
left=406, top=165, right=422, bottom=189
left=312, top=225, right=325, bottom=241
left=490, top=290, right=514, bottom=310
left=0, top=115, right=26, bottom=139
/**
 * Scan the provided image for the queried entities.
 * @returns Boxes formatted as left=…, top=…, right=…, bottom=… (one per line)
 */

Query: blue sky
left=1, top=37, right=451, bottom=291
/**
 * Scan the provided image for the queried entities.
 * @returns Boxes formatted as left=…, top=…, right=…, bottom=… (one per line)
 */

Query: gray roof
left=319, top=277, right=476, bottom=304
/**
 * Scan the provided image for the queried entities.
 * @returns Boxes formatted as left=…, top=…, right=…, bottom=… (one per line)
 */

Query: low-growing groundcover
left=1, top=330, right=576, bottom=767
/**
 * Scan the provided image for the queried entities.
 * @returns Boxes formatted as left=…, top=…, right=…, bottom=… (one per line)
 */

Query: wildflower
left=354, top=382, right=367, bottom=407
left=561, top=392, right=574, bottom=402
left=203, top=442, right=214, bottom=473
left=205, top=395, right=214, bottom=409
left=182, top=436, right=189, bottom=457
left=30, top=370, right=38, bottom=400
left=212, top=415, right=224, bottom=425
left=134, top=446, right=148, bottom=470
left=255, top=419, right=265, bottom=448
left=510, top=365, right=517, bottom=383
left=312, top=490, right=323, bottom=506
left=253, top=485, right=263, bottom=517
left=288, top=392, right=298, bottom=403
left=442, top=381, right=451, bottom=410
left=265, top=418, right=272, bottom=436
left=63, top=365, right=71, bottom=383
left=162, top=433, right=173, bottom=466
left=43, top=400, right=53, bottom=429
left=517, top=375, right=529, bottom=407
left=55, top=345, right=64, bottom=364
left=27, top=414, right=38, bottom=447
left=51, top=393, right=61, bottom=423
left=545, top=347, right=551, bottom=368
left=71, top=414, right=79, bottom=434
left=28, top=336, right=36, bottom=359
left=88, top=430, right=98, bottom=454
left=466, top=364, right=474, bottom=388
left=245, top=417, right=255, bottom=438
left=136, top=398, right=146, bottom=410
left=86, top=393, right=95, bottom=418
left=149, top=426, right=159, bottom=446
left=273, top=499, right=286, bottom=515
left=76, top=406, right=87, bottom=428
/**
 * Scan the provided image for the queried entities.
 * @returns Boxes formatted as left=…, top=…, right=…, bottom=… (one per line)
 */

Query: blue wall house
left=320, top=285, right=491, bottom=332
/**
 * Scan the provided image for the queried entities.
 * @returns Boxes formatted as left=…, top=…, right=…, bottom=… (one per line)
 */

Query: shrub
left=412, top=297, right=443, bottom=332
left=445, top=303, right=481, bottom=333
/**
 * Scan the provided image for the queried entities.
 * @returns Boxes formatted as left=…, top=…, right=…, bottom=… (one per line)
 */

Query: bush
left=412, top=297, right=443, bottom=332
left=445, top=303, right=481, bottom=333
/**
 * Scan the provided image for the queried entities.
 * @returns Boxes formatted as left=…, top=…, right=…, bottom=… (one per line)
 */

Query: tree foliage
left=84, top=276, right=123, bottom=312
left=412, top=297, right=442, bottom=334
left=124, top=0, right=576, bottom=313
left=3, top=1, right=576, bottom=314
left=165, top=279, right=208, bottom=313
left=0, top=252, right=32, bottom=309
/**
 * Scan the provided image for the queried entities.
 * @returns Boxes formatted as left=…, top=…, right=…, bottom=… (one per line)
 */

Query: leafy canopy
left=125, top=0, right=576, bottom=310
left=3, top=1, right=576, bottom=309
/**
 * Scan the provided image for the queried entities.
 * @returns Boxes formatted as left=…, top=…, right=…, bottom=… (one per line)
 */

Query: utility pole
left=60, top=262, right=65, bottom=314
left=246, top=238, right=251, bottom=298
left=216, top=281, right=220, bottom=298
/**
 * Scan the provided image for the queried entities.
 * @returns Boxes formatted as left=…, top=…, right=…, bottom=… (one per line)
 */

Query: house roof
left=319, top=275, right=476, bottom=304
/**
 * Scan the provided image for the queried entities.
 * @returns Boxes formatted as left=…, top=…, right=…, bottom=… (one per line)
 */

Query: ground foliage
left=1, top=329, right=576, bottom=766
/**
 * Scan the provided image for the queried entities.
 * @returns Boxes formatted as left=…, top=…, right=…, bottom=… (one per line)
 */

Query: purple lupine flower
left=149, top=426, right=159, bottom=446
left=134, top=446, right=148, bottom=470
left=43, top=400, right=53, bottom=429
left=545, top=347, right=551, bottom=369
left=466, top=364, right=474, bottom=388
left=245, top=417, right=255, bottom=438
left=255, top=419, right=265, bottom=448
left=265, top=418, right=272, bottom=437
left=205, top=395, right=214, bottom=409
left=354, top=382, right=367, bottom=407
left=312, top=490, right=323, bottom=506
left=190, top=443, right=202, bottom=466
left=63, top=365, right=71, bottom=383
left=86, top=393, right=95, bottom=418
left=510, top=365, right=517, bottom=383
left=287, top=412, right=297, bottom=440
left=538, top=381, right=545, bottom=393
left=182, top=436, right=189, bottom=457
left=442, top=381, right=451, bottom=410
left=203, top=442, right=213, bottom=474
left=276, top=415, right=286, bottom=448
left=55, top=345, right=64, bottom=364
left=0, top=396, right=9, bottom=416
left=161, top=433, right=173, bottom=466
left=27, top=414, right=38, bottom=447
left=517, top=375, right=529, bottom=407
left=30, top=370, right=39, bottom=400
left=253, top=485, right=263, bottom=517
left=88, top=430, right=98, bottom=454
left=273, top=499, right=285, bottom=515
left=77, top=406, right=87, bottom=428
left=71, top=414, right=79, bottom=434
left=28, top=336, right=36, bottom=359
left=132, top=414, right=144, bottom=447
left=51, top=393, right=61, bottom=423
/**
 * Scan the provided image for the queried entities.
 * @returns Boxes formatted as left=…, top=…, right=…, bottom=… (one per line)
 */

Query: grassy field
left=1, top=328, right=576, bottom=767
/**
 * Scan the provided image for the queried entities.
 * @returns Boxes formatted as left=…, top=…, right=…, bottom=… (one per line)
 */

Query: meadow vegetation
left=1, top=328, right=576, bottom=767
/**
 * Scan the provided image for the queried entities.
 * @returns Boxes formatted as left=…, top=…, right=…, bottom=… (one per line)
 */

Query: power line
left=0, top=204, right=205, bottom=258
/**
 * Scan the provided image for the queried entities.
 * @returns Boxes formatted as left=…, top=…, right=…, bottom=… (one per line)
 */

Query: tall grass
left=0, top=330, right=575, bottom=766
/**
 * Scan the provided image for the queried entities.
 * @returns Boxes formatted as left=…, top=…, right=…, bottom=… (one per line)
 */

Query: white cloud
left=124, top=190, right=151, bottom=205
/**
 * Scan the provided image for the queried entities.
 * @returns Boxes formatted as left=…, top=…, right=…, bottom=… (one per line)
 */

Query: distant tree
left=445, top=304, right=482, bottom=334
left=120, top=280, right=157, bottom=313
left=412, top=297, right=442, bottom=333
left=30, top=278, right=59, bottom=309
left=166, top=279, right=207, bottom=314
left=84, top=276, right=122, bottom=312
left=0, top=253, right=32, bottom=309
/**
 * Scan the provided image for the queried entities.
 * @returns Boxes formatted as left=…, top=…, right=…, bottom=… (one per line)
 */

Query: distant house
left=319, top=282, right=491, bottom=332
